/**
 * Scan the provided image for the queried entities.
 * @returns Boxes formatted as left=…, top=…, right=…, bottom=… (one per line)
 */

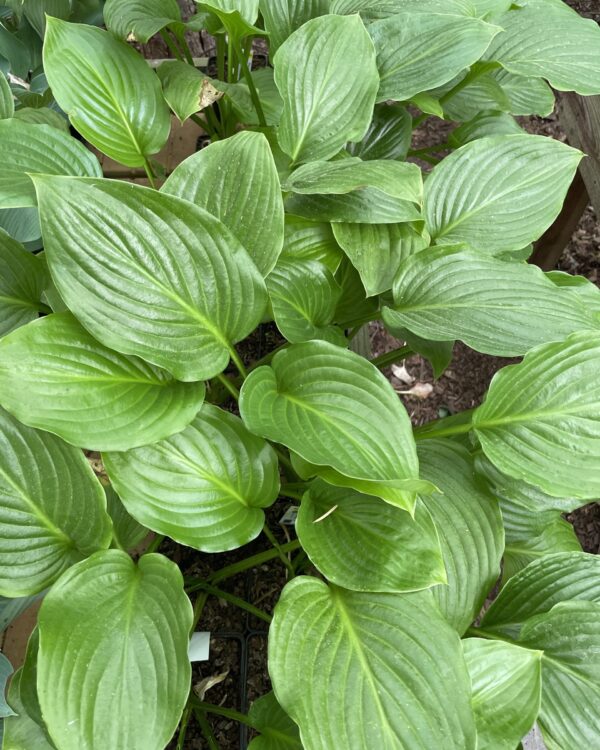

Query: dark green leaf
left=0, top=229, right=47, bottom=336
left=105, top=485, right=148, bottom=552
left=247, top=691, right=302, bottom=750
left=347, top=102, right=412, bottom=161
left=259, top=0, right=329, bottom=52
left=104, top=0, right=183, bottom=42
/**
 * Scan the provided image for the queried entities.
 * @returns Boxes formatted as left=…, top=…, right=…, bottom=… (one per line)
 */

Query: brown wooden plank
left=558, top=92, right=600, bottom=217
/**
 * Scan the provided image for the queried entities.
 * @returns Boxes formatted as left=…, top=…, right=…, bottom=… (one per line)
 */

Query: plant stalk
left=263, top=522, right=295, bottom=578
left=370, top=345, right=414, bottom=369
left=232, top=36, right=267, bottom=127
left=191, top=581, right=272, bottom=623
left=191, top=699, right=256, bottom=729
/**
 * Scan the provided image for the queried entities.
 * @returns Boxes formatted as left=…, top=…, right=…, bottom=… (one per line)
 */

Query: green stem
left=263, top=522, right=295, bottom=578
left=413, top=409, right=475, bottom=441
left=142, top=158, right=157, bottom=189
left=216, top=34, right=226, bottom=82
left=249, top=343, right=289, bottom=372
left=192, top=590, right=209, bottom=629
left=176, top=701, right=194, bottom=750
left=439, top=62, right=500, bottom=106
left=186, top=540, right=301, bottom=588
left=174, top=29, right=195, bottom=66
left=191, top=699, right=256, bottom=729
left=193, top=707, right=220, bottom=750
left=216, top=373, right=240, bottom=401
left=145, top=534, right=165, bottom=554
left=190, top=112, right=216, bottom=137
left=465, top=626, right=516, bottom=645
left=273, top=446, right=297, bottom=478
left=228, top=345, right=248, bottom=379
left=227, top=34, right=234, bottom=82
left=232, top=36, right=267, bottom=127
left=191, top=581, right=272, bottom=623
left=160, top=29, right=183, bottom=61
left=370, top=345, right=413, bottom=369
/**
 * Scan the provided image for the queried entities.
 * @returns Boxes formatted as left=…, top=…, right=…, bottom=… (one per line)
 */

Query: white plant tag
left=188, top=631, right=210, bottom=662
left=280, top=506, right=299, bottom=526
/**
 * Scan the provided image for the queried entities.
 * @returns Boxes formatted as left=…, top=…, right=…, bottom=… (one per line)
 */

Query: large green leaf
left=346, top=102, right=412, bottom=161
left=104, top=0, right=183, bottom=42
left=480, top=552, right=600, bottom=637
left=0, top=408, right=111, bottom=597
left=157, top=61, right=223, bottom=123
left=383, top=245, right=598, bottom=357
left=0, top=22, right=30, bottom=79
left=201, top=0, right=259, bottom=24
left=0, top=653, right=14, bottom=719
left=0, top=229, right=47, bottom=336
left=424, top=135, right=582, bottom=253
left=43, top=18, right=171, bottom=166
left=281, top=215, right=343, bottom=273
left=273, top=14, right=379, bottom=164
left=519, top=601, right=600, bottom=750
left=104, top=404, right=280, bottom=553
left=105, top=485, right=148, bottom=552
left=463, top=638, right=541, bottom=750
left=225, top=68, right=284, bottom=127
left=0, top=119, right=101, bottom=208
left=448, top=111, right=522, bottom=148
left=0, top=72, right=13, bottom=118
left=333, top=221, right=428, bottom=297
left=22, top=0, right=72, bottom=37
left=12, top=107, right=69, bottom=131
left=267, top=259, right=345, bottom=345
left=473, top=332, right=600, bottom=499
left=2, top=666, right=56, bottom=750
left=418, top=440, right=504, bottom=634
left=37, top=550, right=192, bottom=750
left=247, top=692, right=302, bottom=750
left=368, top=12, right=500, bottom=102
left=0, top=313, right=205, bottom=451
left=296, top=479, right=445, bottom=592
left=486, top=2, right=600, bottom=95
left=284, top=159, right=423, bottom=224
left=259, top=0, right=329, bottom=52
left=0, top=207, right=41, bottom=247
left=35, top=177, right=267, bottom=381
left=163, top=131, right=284, bottom=276
left=494, top=68, right=555, bottom=117
left=269, top=581, right=476, bottom=749
left=331, top=0, right=476, bottom=20
left=239, top=341, right=423, bottom=510
left=333, top=257, right=380, bottom=326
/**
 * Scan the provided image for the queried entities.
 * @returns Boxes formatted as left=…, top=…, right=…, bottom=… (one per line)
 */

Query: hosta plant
left=1, top=0, right=600, bottom=748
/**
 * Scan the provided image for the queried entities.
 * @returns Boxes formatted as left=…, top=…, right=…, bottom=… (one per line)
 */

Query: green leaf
left=105, top=484, right=148, bottom=552
left=0, top=593, right=41, bottom=632
left=240, top=341, right=421, bottom=510
left=43, top=18, right=171, bottom=166
left=285, top=159, right=423, bottom=224
left=157, top=61, right=223, bottom=123
left=425, top=135, right=582, bottom=253
left=331, top=0, right=477, bottom=20
left=548, top=269, right=600, bottom=315
left=269, top=581, right=476, bottom=750
left=0, top=22, right=30, bottom=79
left=200, top=0, right=259, bottom=25
left=384, top=320, right=454, bottom=379
left=12, top=107, right=69, bottom=131
left=440, top=71, right=511, bottom=121
left=37, top=550, right=192, bottom=750
left=481, top=551, right=600, bottom=637
left=267, top=259, right=345, bottom=345
left=519, top=601, right=600, bottom=750
left=296, top=479, right=445, bottom=592
left=499, top=497, right=581, bottom=584
left=474, top=453, right=582, bottom=514
left=369, top=12, right=500, bottom=102
left=333, top=257, right=379, bottom=326
left=0, top=312, right=206, bottom=451
left=0, top=119, right=101, bottom=208
left=280, top=215, right=343, bottom=273
left=35, top=176, right=267, bottom=381
left=225, top=68, right=283, bottom=127
left=0, top=653, right=14, bottom=719
left=494, top=69, right=555, bottom=117
left=259, top=0, right=329, bottom=52
left=104, top=0, right=183, bottom=42
left=486, top=1, right=600, bottom=95
left=104, top=404, right=280, bottom=553
left=247, top=692, right=302, bottom=750
left=0, top=208, right=40, bottom=247
left=274, top=14, right=379, bottom=164
left=163, top=131, right=284, bottom=276
left=2, top=667, right=56, bottom=750
left=22, top=0, right=72, bottom=38
left=418, top=440, right=504, bottom=634
left=463, top=638, right=541, bottom=750
left=473, top=332, right=600, bottom=499
left=0, top=229, right=47, bottom=336
left=0, top=407, right=111, bottom=597
left=0, top=72, right=13, bottom=118
left=347, top=102, right=412, bottom=161
left=383, top=245, right=598, bottom=357
left=333, top=221, right=428, bottom=297
left=448, top=110, right=522, bottom=147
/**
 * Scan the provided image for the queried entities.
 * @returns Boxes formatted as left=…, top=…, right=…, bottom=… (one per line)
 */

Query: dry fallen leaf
left=396, top=382, right=434, bottom=400
left=391, top=363, right=414, bottom=385
left=194, top=670, right=229, bottom=701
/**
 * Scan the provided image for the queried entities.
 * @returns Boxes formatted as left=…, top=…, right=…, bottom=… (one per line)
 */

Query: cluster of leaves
left=1, top=0, right=600, bottom=748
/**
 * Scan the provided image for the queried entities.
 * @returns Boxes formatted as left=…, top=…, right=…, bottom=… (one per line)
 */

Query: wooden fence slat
left=559, top=92, right=600, bottom=217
